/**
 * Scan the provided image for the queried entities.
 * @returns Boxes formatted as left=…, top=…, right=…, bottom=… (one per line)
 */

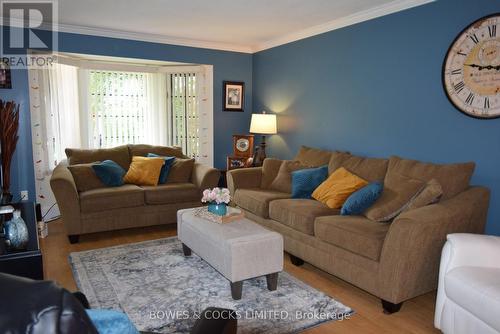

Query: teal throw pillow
left=147, top=153, right=175, bottom=184
left=291, top=165, right=328, bottom=199
left=86, top=309, right=139, bottom=334
left=341, top=181, right=383, bottom=215
left=92, top=160, right=126, bottom=187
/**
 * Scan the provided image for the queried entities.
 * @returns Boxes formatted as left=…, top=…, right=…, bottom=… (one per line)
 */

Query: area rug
left=69, top=237, right=353, bottom=333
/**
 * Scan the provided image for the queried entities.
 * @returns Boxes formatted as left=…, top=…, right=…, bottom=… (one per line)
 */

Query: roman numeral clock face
left=443, top=14, right=500, bottom=119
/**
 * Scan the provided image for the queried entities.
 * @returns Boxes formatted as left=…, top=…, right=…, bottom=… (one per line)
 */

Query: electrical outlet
left=20, top=190, right=29, bottom=201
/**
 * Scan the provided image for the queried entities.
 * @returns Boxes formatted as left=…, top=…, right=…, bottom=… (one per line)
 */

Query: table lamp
left=250, top=111, right=277, bottom=166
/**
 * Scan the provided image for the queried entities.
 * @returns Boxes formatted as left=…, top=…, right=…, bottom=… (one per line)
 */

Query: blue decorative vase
left=4, top=210, right=28, bottom=250
left=208, top=202, right=227, bottom=216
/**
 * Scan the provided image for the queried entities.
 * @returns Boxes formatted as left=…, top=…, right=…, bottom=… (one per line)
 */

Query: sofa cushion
left=68, top=163, right=105, bottom=192
left=365, top=173, right=425, bottom=222
left=167, top=158, right=195, bottom=183
left=341, top=181, right=384, bottom=216
left=269, top=199, right=339, bottom=235
left=270, top=160, right=308, bottom=193
left=128, top=144, right=185, bottom=158
left=314, top=215, right=390, bottom=261
left=80, top=185, right=144, bottom=213
left=445, top=266, right=500, bottom=332
left=329, top=152, right=388, bottom=181
left=143, top=183, right=200, bottom=205
left=66, top=145, right=131, bottom=170
left=312, top=167, right=368, bottom=209
left=124, top=156, right=165, bottom=186
left=260, top=158, right=284, bottom=189
left=92, top=160, right=126, bottom=187
left=291, top=165, right=329, bottom=199
left=294, top=146, right=333, bottom=167
left=386, top=156, right=475, bottom=200
left=401, top=178, right=443, bottom=213
left=233, top=188, right=290, bottom=218
left=147, top=153, right=175, bottom=184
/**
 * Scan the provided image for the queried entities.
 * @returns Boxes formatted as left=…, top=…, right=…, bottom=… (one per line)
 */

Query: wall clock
left=232, top=134, right=254, bottom=158
left=443, top=14, right=500, bottom=119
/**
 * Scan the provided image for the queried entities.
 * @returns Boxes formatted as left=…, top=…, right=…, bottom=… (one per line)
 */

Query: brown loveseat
left=50, top=144, right=220, bottom=243
left=227, top=146, right=490, bottom=313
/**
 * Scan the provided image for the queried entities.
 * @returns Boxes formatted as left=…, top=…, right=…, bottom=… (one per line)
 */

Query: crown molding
left=251, top=0, right=435, bottom=52
left=3, top=17, right=254, bottom=53
left=2, top=0, right=434, bottom=54
left=57, top=23, right=255, bottom=54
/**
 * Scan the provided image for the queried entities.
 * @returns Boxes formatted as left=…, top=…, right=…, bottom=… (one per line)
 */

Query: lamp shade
left=250, top=113, right=277, bottom=134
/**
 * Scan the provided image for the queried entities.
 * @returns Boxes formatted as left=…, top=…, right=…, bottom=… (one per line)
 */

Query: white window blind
left=88, top=70, right=148, bottom=148
left=170, top=72, right=200, bottom=159
left=31, top=55, right=214, bottom=167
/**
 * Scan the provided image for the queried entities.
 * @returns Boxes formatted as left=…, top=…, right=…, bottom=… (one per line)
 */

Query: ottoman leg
left=266, top=273, right=278, bottom=291
left=182, top=243, right=192, bottom=256
left=230, top=281, right=243, bottom=300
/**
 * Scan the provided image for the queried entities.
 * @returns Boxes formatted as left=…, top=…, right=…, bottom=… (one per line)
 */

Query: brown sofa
left=227, top=146, right=490, bottom=313
left=50, top=144, right=220, bottom=243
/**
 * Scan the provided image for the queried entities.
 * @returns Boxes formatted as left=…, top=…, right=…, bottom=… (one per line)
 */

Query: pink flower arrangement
left=201, top=187, right=231, bottom=204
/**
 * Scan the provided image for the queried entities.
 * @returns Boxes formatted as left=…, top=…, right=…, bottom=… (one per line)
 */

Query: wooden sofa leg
left=381, top=299, right=403, bottom=314
left=68, top=235, right=80, bottom=244
left=289, top=254, right=304, bottom=266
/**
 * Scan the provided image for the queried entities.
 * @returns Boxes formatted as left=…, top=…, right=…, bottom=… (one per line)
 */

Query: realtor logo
left=1, top=0, right=57, bottom=68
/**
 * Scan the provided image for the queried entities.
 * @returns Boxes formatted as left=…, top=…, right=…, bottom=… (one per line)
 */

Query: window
left=88, top=70, right=148, bottom=148
left=83, top=70, right=202, bottom=160
left=170, top=73, right=200, bottom=159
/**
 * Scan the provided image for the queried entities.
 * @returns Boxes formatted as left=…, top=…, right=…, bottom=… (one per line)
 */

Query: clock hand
left=484, top=65, right=500, bottom=70
left=464, top=63, right=481, bottom=68
left=464, top=63, right=500, bottom=70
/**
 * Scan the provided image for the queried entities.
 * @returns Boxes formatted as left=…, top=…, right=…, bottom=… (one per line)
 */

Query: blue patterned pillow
left=341, top=181, right=383, bottom=215
left=86, top=309, right=139, bottom=334
left=291, top=165, right=328, bottom=199
left=92, top=160, right=126, bottom=187
left=147, top=153, right=175, bottom=184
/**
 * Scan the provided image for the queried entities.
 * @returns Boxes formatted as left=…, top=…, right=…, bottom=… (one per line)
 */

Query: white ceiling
left=16, top=0, right=434, bottom=53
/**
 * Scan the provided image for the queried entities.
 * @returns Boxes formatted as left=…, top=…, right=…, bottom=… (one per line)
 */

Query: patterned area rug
left=69, top=237, right=353, bottom=333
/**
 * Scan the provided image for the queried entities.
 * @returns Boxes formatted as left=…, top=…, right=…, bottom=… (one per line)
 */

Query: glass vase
left=208, top=202, right=227, bottom=216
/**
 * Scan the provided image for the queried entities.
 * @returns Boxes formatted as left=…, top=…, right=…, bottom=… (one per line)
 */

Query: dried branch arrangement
left=0, top=100, right=19, bottom=196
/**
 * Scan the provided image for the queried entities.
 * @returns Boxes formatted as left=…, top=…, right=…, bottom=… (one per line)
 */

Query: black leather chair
left=0, top=273, right=237, bottom=334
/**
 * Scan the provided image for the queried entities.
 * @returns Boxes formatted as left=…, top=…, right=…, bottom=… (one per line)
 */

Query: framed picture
left=227, top=156, right=253, bottom=170
left=0, top=61, right=12, bottom=89
left=232, top=134, right=254, bottom=158
left=223, top=81, right=244, bottom=112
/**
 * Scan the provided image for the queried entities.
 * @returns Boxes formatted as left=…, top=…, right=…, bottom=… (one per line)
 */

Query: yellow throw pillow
left=312, top=167, right=368, bottom=209
left=124, top=156, right=165, bottom=186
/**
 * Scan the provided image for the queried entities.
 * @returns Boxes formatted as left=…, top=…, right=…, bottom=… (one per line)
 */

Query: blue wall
left=253, top=0, right=500, bottom=235
left=0, top=31, right=253, bottom=203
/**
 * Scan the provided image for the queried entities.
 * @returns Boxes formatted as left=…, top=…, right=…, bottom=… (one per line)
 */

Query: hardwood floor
left=40, top=219, right=440, bottom=334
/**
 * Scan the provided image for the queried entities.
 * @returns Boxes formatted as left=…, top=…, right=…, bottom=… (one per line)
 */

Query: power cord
left=42, top=202, right=60, bottom=223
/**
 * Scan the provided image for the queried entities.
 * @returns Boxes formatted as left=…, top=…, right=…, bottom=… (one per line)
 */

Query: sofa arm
left=377, top=186, right=490, bottom=303
left=226, top=167, right=262, bottom=195
left=50, top=160, right=81, bottom=235
left=441, top=233, right=500, bottom=272
left=435, top=233, right=500, bottom=328
left=191, top=163, right=220, bottom=191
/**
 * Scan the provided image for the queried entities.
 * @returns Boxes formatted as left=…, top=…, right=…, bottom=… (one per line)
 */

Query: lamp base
left=252, top=136, right=267, bottom=167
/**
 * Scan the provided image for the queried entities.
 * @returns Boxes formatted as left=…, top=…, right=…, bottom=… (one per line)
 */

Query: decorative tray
left=193, top=206, right=244, bottom=224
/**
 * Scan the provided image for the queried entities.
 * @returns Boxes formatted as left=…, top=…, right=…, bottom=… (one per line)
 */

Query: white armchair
left=435, top=233, right=500, bottom=334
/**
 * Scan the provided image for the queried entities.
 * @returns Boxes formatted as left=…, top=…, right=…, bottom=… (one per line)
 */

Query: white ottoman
left=177, top=208, right=283, bottom=300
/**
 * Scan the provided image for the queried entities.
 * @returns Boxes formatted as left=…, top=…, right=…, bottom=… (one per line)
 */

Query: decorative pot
left=4, top=210, right=28, bottom=250
left=208, top=202, right=227, bottom=216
